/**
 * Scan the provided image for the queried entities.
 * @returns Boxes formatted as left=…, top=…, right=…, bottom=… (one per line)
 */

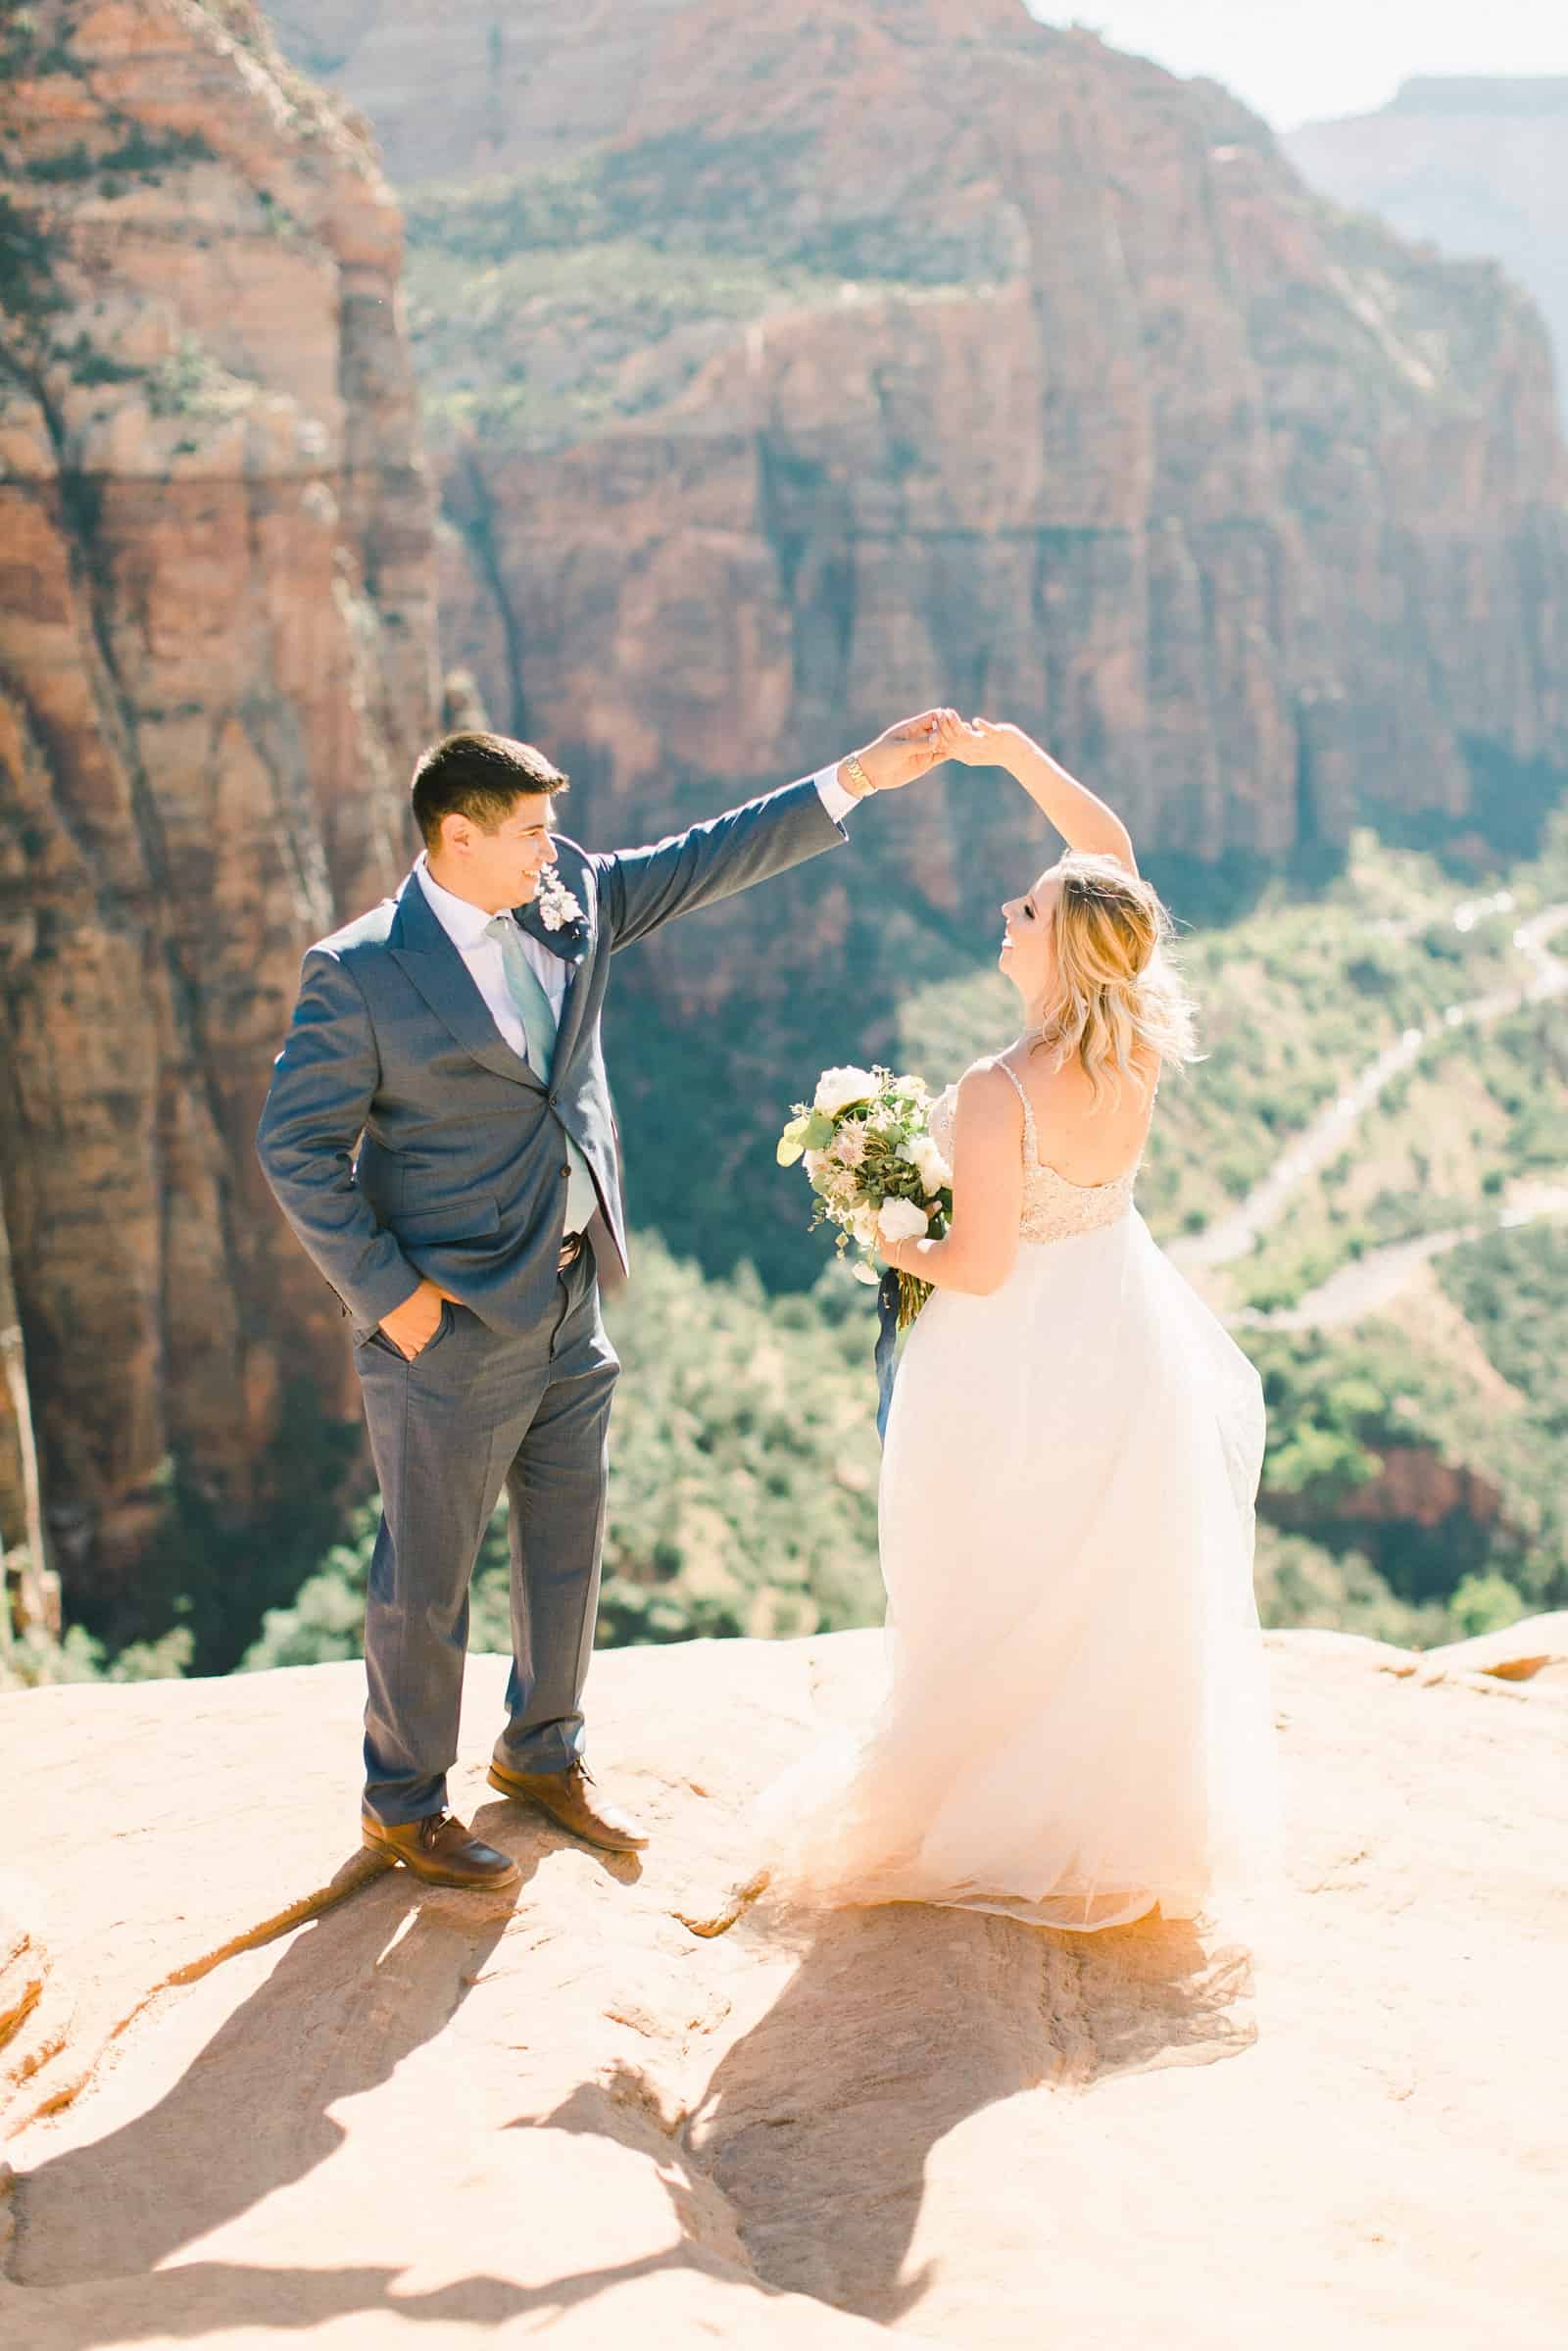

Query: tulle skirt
left=755, top=1210, right=1284, bottom=1933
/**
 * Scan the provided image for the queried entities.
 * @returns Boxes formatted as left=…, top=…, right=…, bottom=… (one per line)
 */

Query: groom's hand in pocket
left=846, top=709, right=956, bottom=795
left=378, top=1277, right=453, bottom=1361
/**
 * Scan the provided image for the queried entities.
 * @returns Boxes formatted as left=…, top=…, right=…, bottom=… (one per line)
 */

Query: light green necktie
left=486, top=914, right=598, bottom=1239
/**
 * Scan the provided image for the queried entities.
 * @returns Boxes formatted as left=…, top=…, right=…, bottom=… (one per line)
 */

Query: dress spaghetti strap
left=993, top=1057, right=1038, bottom=1163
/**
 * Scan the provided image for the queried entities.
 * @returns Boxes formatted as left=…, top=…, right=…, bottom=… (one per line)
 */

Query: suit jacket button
left=560, top=1165, right=569, bottom=1179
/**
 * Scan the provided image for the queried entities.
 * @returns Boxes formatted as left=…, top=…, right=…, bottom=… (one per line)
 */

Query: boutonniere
left=534, top=868, right=585, bottom=932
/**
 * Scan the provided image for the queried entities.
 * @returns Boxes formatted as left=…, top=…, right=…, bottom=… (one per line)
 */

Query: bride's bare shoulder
left=959, top=1050, right=1022, bottom=1090
left=1129, top=1041, right=1163, bottom=1094
left=955, top=1055, right=1026, bottom=1123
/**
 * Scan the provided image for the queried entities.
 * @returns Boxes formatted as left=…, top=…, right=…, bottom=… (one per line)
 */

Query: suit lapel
left=518, top=845, right=597, bottom=1075
left=549, top=949, right=593, bottom=1076
left=387, top=871, right=544, bottom=1093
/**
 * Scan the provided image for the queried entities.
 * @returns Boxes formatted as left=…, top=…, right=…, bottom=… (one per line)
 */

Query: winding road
left=1170, top=895, right=1568, bottom=1328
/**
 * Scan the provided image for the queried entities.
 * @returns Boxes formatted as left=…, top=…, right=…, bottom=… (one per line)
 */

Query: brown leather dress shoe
left=486, top=1755, right=650, bottom=1852
left=361, top=1808, right=520, bottom=1890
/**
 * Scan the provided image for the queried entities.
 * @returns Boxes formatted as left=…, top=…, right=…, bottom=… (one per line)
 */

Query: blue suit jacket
left=256, top=776, right=846, bottom=1339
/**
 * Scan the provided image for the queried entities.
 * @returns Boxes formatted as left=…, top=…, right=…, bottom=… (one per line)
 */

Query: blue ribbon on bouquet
left=874, top=1269, right=902, bottom=1445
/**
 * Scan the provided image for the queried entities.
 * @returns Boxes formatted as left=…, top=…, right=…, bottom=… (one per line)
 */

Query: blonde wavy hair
left=1031, top=853, right=1199, bottom=1106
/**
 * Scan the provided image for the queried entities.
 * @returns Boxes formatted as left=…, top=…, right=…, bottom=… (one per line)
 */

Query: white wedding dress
left=756, top=1059, right=1283, bottom=1934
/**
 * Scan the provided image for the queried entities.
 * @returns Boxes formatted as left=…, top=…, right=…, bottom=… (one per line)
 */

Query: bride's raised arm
left=933, top=712, right=1137, bottom=872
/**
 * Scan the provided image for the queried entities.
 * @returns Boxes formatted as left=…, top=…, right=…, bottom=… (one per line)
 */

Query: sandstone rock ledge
left=1, top=1625, right=1565, bottom=2348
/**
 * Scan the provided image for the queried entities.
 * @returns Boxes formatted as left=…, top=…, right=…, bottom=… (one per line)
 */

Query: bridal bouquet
left=777, top=1064, right=952, bottom=1328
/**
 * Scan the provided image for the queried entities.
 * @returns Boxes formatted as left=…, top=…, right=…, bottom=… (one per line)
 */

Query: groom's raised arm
left=597, top=773, right=845, bottom=953
left=595, top=714, right=948, bottom=951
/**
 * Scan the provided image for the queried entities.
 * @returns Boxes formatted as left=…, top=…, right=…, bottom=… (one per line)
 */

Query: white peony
left=904, top=1135, right=951, bottom=1194
left=877, top=1197, right=932, bottom=1246
left=849, top=1203, right=881, bottom=1248
left=814, top=1065, right=880, bottom=1118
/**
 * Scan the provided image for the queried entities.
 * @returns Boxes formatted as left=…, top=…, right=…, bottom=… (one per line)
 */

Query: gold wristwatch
left=840, top=751, right=877, bottom=799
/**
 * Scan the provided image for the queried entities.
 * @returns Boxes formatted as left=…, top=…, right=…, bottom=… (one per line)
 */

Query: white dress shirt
left=416, top=853, right=560, bottom=1061
left=415, top=765, right=856, bottom=1065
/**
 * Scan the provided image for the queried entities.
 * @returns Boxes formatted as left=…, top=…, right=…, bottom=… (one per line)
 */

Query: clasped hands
left=849, top=708, right=1014, bottom=793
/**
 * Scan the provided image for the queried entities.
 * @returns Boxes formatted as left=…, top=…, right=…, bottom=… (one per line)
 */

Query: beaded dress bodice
left=928, top=1060, right=1143, bottom=1248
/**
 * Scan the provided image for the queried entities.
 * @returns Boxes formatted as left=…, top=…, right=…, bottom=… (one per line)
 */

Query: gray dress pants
left=354, top=1246, right=619, bottom=1826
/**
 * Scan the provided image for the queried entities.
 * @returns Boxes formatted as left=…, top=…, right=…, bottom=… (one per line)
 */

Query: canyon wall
left=0, top=1, right=437, bottom=1625
left=7, top=1, right=1568, bottom=1624
left=266, top=0, right=1568, bottom=1287
left=273, top=0, right=1568, bottom=883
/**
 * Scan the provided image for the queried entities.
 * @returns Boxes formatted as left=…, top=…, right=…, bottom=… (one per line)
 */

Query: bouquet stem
left=895, top=1269, right=931, bottom=1329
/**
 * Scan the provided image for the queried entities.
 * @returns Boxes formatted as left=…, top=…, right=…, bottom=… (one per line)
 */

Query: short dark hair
left=411, top=731, right=568, bottom=850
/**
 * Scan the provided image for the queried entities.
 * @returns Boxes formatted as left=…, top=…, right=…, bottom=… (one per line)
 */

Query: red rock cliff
left=0, top=1, right=437, bottom=1623
left=273, top=0, right=1568, bottom=882
left=258, top=0, right=1568, bottom=1295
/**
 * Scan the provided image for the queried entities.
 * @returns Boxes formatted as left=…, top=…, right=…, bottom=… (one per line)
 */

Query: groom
left=257, top=716, right=949, bottom=1889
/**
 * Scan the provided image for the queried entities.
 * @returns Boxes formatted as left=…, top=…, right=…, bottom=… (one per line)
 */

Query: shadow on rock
left=5, top=2249, right=710, bottom=2350
left=683, top=1899, right=1257, bottom=2325
left=10, top=1852, right=529, bottom=2319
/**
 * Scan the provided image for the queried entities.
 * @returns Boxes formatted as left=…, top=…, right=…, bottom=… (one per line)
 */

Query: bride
left=690, top=712, right=1282, bottom=1936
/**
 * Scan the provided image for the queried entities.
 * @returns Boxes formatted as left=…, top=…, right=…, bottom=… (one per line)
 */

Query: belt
left=558, top=1231, right=585, bottom=1272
